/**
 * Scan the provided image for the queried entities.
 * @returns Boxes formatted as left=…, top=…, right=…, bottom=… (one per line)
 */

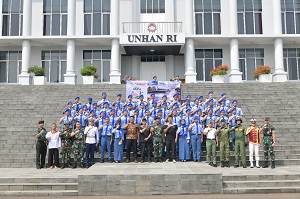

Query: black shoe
left=109, top=160, right=113, bottom=163
left=213, top=164, right=217, bottom=167
left=159, top=158, right=163, bottom=163
left=262, top=161, right=268, bottom=168
left=61, top=163, right=65, bottom=169
left=221, top=161, right=225, bottom=168
left=149, top=158, right=152, bottom=163
left=85, top=165, right=89, bottom=169
left=41, top=165, right=45, bottom=169
left=72, top=162, right=77, bottom=169
left=155, top=158, right=158, bottom=163
left=234, top=164, right=239, bottom=168
left=141, top=160, right=144, bottom=163
left=80, top=163, right=84, bottom=168
left=67, top=161, right=72, bottom=168
left=243, top=165, right=246, bottom=168
left=226, top=161, right=230, bottom=167
left=100, top=160, right=104, bottom=163
left=36, top=165, right=41, bottom=169
left=271, top=161, right=275, bottom=169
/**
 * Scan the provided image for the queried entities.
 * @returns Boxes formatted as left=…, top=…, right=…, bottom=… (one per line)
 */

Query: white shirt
left=46, top=131, right=61, bottom=149
left=205, top=128, right=217, bottom=139
left=84, top=126, right=98, bottom=144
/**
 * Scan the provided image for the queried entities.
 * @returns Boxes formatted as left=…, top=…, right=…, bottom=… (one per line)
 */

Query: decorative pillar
left=273, top=0, right=287, bottom=82
left=109, top=0, right=121, bottom=84
left=19, top=0, right=32, bottom=85
left=64, top=0, right=76, bottom=84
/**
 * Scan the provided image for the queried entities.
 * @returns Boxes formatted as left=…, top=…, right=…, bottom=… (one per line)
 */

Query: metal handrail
left=122, top=22, right=182, bottom=34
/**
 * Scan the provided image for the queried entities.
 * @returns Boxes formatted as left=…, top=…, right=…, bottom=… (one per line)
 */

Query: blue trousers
left=86, top=143, right=95, bottom=165
left=101, top=136, right=112, bottom=160
left=191, top=134, right=202, bottom=161
left=178, top=135, right=190, bottom=160
left=114, top=138, right=123, bottom=161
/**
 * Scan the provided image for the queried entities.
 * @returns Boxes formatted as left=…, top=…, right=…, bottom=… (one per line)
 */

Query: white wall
left=221, top=0, right=230, bottom=35
left=32, top=0, right=43, bottom=37
left=262, top=0, right=274, bottom=35
left=76, top=0, right=84, bottom=36
left=174, top=55, right=184, bottom=78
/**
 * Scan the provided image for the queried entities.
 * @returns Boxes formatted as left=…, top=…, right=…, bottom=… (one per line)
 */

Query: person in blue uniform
left=177, top=119, right=190, bottom=162
left=218, top=92, right=231, bottom=108
left=97, top=92, right=111, bottom=109
left=85, top=97, right=93, bottom=112
left=112, top=124, right=124, bottom=163
left=188, top=116, right=204, bottom=162
left=99, top=117, right=113, bottom=163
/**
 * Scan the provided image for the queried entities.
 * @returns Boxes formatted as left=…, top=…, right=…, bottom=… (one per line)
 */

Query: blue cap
left=198, top=96, right=203, bottom=99
left=128, top=94, right=133, bottom=98
left=88, top=97, right=93, bottom=101
left=102, top=92, right=107, bottom=95
left=105, top=116, right=110, bottom=119
left=173, top=94, right=178, bottom=97
left=78, top=107, right=83, bottom=111
left=221, top=92, right=226, bottom=96
left=140, top=102, right=144, bottom=105
left=113, top=102, right=119, bottom=106
left=103, top=102, right=109, bottom=105
left=128, top=103, right=133, bottom=107
left=194, top=97, right=199, bottom=101
left=153, top=76, right=157, bottom=79
left=123, top=109, right=128, bottom=113
left=186, top=108, right=191, bottom=112
left=157, top=109, right=162, bottom=113
left=83, top=105, right=87, bottom=108
left=197, top=108, right=203, bottom=112
left=232, top=100, right=238, bottom=103
left=208, top=99, right=213, bottom=103
left=152, top=101, right=157, bottom=104
left=67, top=101, right=73, bottom=105
left=220, top=110, right=225, bottom=113
left=139, top=95, right=144, bottom=98
left=65, top=109, right=71, bottom=113
left=184, top=99, right=189, bottom=102
left=232, top=107, right=237, bottom=111
left=186, top=94, right=191, bottom=97
left=208, top=108, right=213, bottom=112
left=100, top=111, right=105, bottom=114
left=134, top=109, right=139, bottom=113
left=145, top=109, right=149, bottom=112
left=90, top=110, right=95, bottom=113
left=150, top=93, right=155, bottom=96
left=220, top=98, right=225, bottom=102
left=172, top=109, right=178, bottom=112
left=175, top=74, right=179, bottom=77
left=110, top=109, right=116, bottom=113
left=194, top=116, right=199, bottom=120
left=208, top=90, right=213, bottom=94
left=92, top=102, right=97, bottom=106
left=162, top=95, right=167, bottom=98
left=117, top=94, right=122, bottom=97
left=162, top=102, right=167, bottom=105
left=75, top=96, right=80, bottom=100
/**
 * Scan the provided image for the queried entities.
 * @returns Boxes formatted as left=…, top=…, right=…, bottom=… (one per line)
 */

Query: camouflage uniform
left=216, top=126, right=232, bottom=167
left=152, top=123, right=164, bottom=161
left=262, top=124, right=275, bottom=168
left=230, top=124, right=247, bottom=167
left=72, top=128, right=85, bottom=168
left=60, top=128, right=73, bottom=168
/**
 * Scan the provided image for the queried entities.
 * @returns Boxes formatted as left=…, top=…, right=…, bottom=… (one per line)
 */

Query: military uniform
left=60, top=127, right=73, bottom=168
left=72, top=128, right=85, bottom=168
left=35, top=122, right=47, bottom=169
left=152, top=123, right=164, bottom=162
left=230, top=122, right=247, bottom=167
left=216, top=125, right=231, bottom=167
left=261, top=120, right=276, bottom=168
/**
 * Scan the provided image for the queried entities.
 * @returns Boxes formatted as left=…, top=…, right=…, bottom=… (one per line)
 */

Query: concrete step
left=223, top=174, right=300, bottom=181
left=0, top=190, right=78, bottom=196
left=223, top=180, right=300, bottom=189
left=223, top=187, right=300, bottom=194
left=0, top=178, right=77, bottom=183
left=0, top=183, right=78, bottom=191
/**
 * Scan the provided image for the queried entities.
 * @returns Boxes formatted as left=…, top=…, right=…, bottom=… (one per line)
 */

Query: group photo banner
left=126, top=81, right=181, bottom=102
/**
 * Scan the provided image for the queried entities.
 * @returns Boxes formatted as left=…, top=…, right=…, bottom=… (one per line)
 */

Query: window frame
left=0, top=51, right=22, bottom=83
left=140, top=0, right=165, bottom=14
left=281, top=0, right=300, bottom=34
left=283, top=48, right=300, bottom=80
left=2, top=0, right=23, bottom=36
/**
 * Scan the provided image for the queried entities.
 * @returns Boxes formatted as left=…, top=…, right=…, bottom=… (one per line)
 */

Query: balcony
left=122, top=22, right=182, bottom=34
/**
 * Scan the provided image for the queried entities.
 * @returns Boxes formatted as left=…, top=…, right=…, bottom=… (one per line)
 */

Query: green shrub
left=28, top=65, right=45, bottom=76
left=81, top=65, right=97, bottom=76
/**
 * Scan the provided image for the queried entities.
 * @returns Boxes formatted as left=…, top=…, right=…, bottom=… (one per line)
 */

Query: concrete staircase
left=0, top=83, right=299, bottom=167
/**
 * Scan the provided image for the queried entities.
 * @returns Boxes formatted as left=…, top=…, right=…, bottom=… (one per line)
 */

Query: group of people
left=35, top=90, right=276, bottom=169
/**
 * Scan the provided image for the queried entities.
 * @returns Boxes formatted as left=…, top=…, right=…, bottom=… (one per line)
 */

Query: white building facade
left=0, top=0, right=299, bottom=84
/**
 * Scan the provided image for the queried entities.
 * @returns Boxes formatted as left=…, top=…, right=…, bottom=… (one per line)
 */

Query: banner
left=126, top=81, right=181, bottom=102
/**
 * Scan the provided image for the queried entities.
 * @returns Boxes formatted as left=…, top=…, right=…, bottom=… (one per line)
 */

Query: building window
left=281, top=0, right=300, bottom=34
left=43, top=0, right=68, bottom=36
left=83, top=50, right=111, bottom=82
left=239, top=48, right=264, bottom=80
left=283, top=48, right=300, bottom=80
left=2, top=0, right=23, bottom=36
left=84, top=0, right=110, bottom=35
left=237, top=0, right=263, bottom=34
left=42, top=50, right=67, bottom=83
left=194, top=0, right=221, bottom=35
left=141, top=0, right=165, bottom=13
left=0, top=51, right=22, bottom=83
left=141, top=51, right=165, bottom=62
left=195, top=49, right=223, bottom=81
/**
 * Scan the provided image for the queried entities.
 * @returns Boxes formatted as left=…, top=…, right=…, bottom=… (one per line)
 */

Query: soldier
left=216, top=119, right=231, bottom=167
left=71, top=121, right=85, bottom=169
left=99, top=117, right=113, bottom=163
left=60, top=121, right=73, bottom=169
left=203, top=121, right=218, bottom=167
left=35, top=120, right=47, bottom=169
left=246, top=119, right=261, bottom=168
left=150, top=117, right=165, bottom=163
left=230, top=117, right=247, bottom=168
left=188, top=116, right=204, bottom=162
left=259, top=117, right=276, bottom=169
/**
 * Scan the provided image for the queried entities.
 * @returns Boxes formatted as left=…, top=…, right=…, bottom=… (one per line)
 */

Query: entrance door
left=140, top=62, right=166, bottom=81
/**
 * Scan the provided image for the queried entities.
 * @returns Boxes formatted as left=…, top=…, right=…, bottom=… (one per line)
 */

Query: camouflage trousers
left=153, top=140, right=163, bottom=159
left=235, top=139, right=246, bottom=166
left=263, top=137, right=275, bottom=161
left=61, top=145, right=72, bottom=163
left=73, top=147, right=84, bottom=163
left=220, top=141, right=230, bottom=162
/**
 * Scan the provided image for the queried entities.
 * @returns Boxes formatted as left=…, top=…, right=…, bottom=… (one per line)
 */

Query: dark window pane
left=103, top=61, right=110, bottom=82
left=195, top=13, right=203, bottom=34
left=93, top=50, right=101, bottom=59
left=9, top=51, right=19, bottom=60
left=246, top=49, right=255, bottom=57
left=253, top=0, right=262, bottom=11
left=245, top=12, right=254, bottom=34
left=212, top=0, right=220, bottom=12
left=285, top=0, right=294, bottom=11
left=84, top=0, right=93, bottom=12
left=0, top=52, right=8, bottom=60
left=103, top=14, right=110, bottom=35
left=256, top=58, right=264, bottom=66
left=102, top=0, right=111, bottom=12
left=194, top=0, right=203, bottom=12
left=61, top=0, right=68, bottom=13
left=239, top=49, right=246, bottom=58
left=93, top=0, right=101, bottom=12
left=93, top=13, right=101, bottom=35
left=204, top=13, right=212, bottom=34
left=10, top=14, right=19, bottom=36
left=84, top=14, right=92, bottom=35
left=255, top=48, right=264, bottom=57
left=215, top=59, right=222, bottom=68
left=51, top=14, right=60, bottom=35
left=296, top=13, right=300, bottom=34
left=43, top=0, right=51, bottom=13
left=297, top=48, right=300, bottom=57
left=51, top=51, right=60, bottom=60
left=205, top=59, right=213, bottom=81
left=204, top=49, right=213, bottom=58
left=213, top=13, right=221, bottom=34
left=254, top=13, right=262, bottom=34
left=141, top=0, right=146, bottom=13
left=160, top=0, right=165, bottom=13
left=295, top=0, right=300, bottom=11
left=83, top=51, right=93, bottom=59
left=153, top=0, right=159, bottom=13
left=52, top=0, right=61, bottom=13
left=11, top=0, right=21, bottom=13
left=287, top=48, right=296, bottom=57
left=42, top=51, right=51, bottom=60
left=245, top=0, right=253, bottom=11
left=238, top=13, right=244, bottom=34
left=8, top=61, right=18, bottom=83
left=60, top=51, right=67, bottom=59
left=50, top=60, right=59, bottom=83
left=196, top=60, right=204, bottom=81
left=2, top=15, right=10, bottom=36
left=286, top=12, right=295, bottom=34
left=43, top=19, right=50, bottom=36
left=195, top=49, right=204, bottom=58
left=246, top=58, right=255, bottom=80
left=147, top=0, right=152, bottom=13
left=288, top=58, right=297, bottom=79
left=237, top=0, right=244, bottom=11
left=282, top=13, right=285, bottom=34
left=214, top=49, right=222, bottom=58
left=20, top=0, right=23, bottom=13
left=42, top=61, right=49, bottom=81
left=102, top=50, right=111, bottom=59
left=61, top=61, right=66, bottom=82
left=2, top=0, right=10, bottom=13
left=61, top=15, right=67, bottom=35
left=239, top=59, right=246, bottom=80
left=0, top=62, right=7, bottom=82
left=20, top=14, right=23, bottom=35
left=281, top=0, right=285, bottom=11
left=203, top=0, right=212, bottom=12
left=283, top=58, right=287, bottom=72
left=141, top=56, right=146, bottom=62
left=283, top=48, right=287, bottom=57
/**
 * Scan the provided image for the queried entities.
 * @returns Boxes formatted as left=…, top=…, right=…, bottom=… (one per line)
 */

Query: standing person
left=139, top=118, right=152, bottom=163
left=71, top=121, right=85, bottom=169
left=177, top=119, right=190, bottom=162
left=188, top=116, right=204, bottom=162
left=216, top=119, right=231, bottom=167
left=230, top=117, right=247, bottom=168
left=112, top=124, right=124, bottom=163
left=171, top=74, right=181, bottom=84
left=60, top=121, right=73, bottom=169
left=46, top=123, right=61, bottom=169
left=246, top=119, right=261, bottom=168
left=99, top=117, right=113, bottom=163
left=123, top=116, right=139, bottom=163
left=164, top=116, right=178, bottom=163
left=150, top=117, right=165, bottom=163
left=84, top=119, right=98, bottom=168
left=203, top=121, right=218, bottom=167
left=35, top=120, right=47, bottom=169
left=259, top=117, right=276, bottom=169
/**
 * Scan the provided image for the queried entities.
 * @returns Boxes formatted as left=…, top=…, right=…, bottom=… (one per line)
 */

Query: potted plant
left=210, top=65, right=229, bottom=83
left=254, top=65, right=272, bottom=82
left=28, top=65, right=46, bottom=85
left=81, top=65, right=97, bottom=84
